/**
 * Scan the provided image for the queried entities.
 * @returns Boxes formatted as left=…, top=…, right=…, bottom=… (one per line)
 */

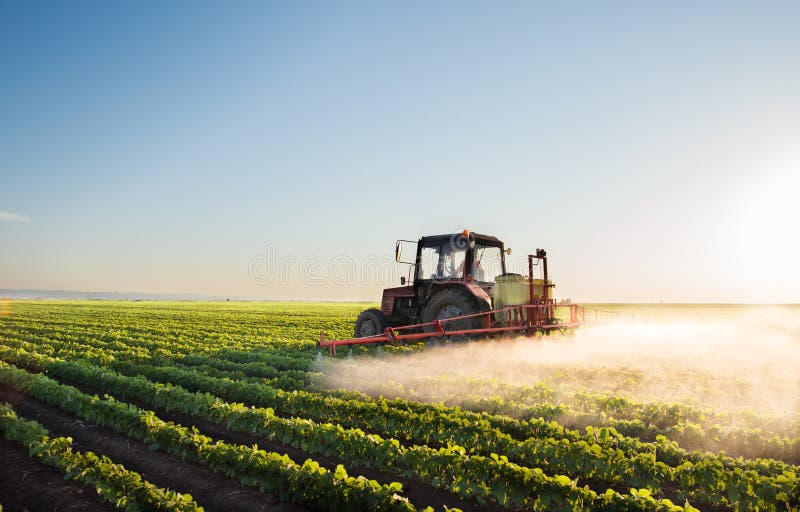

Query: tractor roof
left=419, top=232, right=503, bottom=245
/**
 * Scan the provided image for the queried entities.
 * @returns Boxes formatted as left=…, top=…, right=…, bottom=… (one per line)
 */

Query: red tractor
left=318, top=230, right=592, bottom=355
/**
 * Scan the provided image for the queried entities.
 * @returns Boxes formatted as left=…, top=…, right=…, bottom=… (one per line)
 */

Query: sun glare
left=739, top=162, right=800, bottom=280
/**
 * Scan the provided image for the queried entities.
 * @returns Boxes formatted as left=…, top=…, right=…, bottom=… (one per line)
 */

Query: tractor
left=318, top=230, right=592, bottom=355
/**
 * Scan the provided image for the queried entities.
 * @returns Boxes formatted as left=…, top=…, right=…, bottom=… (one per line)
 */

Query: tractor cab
left=410, top=231, right=508, bottom=324
left=354, top=231, right=510, bottom=337
left=413, top=231, right=506, bottom=290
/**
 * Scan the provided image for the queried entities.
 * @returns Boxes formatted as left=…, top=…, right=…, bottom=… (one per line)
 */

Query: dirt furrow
left=0, top=437, right=115, bottom=512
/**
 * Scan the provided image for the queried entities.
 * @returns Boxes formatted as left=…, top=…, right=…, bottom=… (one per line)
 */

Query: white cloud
left=0, top=211, right=30, bottom=222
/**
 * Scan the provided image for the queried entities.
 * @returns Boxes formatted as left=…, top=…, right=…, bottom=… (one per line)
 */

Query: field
left=0, top=300, right=798, bottom=511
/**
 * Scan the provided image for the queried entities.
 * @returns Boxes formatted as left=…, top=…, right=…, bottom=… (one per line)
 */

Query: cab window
left=473, top=243, right=504, bottom=282
left=418, top=244, right=467, bottom=279
left=419, top=246, right=440, bottom=279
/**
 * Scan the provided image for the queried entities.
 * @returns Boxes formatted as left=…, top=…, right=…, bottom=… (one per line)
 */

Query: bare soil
left=0, top=437, right=115, bottom=512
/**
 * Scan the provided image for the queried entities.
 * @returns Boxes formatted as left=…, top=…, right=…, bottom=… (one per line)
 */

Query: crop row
left=0, top=322, right=284, bottom=366
left=9, top=318, right=796, bottom=468
left=0, top=301, right=347, bottom=351
left=5, top=341, right=797, bottom=511
left=103, top=358, right=800, bottom=511
left=338, top=373, right=800, bottom=463
left=326, top=367, right=800, bottom=437
left=211, top=347, right=313, bottom=369
left=138, top=353, right=800, bottom=479
left=0, top=402, right=203, bottom=511
left=2, top=333, right=796, bottom=483
left=174, top=350, right=800, bottom=465
left=178, top=352, right=317, bottom=380
left=0, top=347, right=699, bottom=510
left=0, top=361, right=422, bottom=512
left=9, top=320, right=796, bottom=468
left=3, top=301, right=800, bottom=511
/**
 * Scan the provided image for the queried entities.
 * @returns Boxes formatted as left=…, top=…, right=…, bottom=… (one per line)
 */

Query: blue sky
left=1, top=1, right=799, bottom=302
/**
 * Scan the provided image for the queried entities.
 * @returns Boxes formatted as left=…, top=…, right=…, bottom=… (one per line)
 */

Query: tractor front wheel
left=354, top=308, right=387, bottom=338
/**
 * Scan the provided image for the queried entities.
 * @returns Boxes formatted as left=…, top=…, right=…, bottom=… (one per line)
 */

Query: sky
left=1, top=1, right=799, bottom=303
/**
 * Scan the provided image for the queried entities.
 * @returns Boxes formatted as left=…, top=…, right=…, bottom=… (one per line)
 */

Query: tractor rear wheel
left=421, top=288, right=483, bottom=340
left=354, top=308, right=387, bottom=338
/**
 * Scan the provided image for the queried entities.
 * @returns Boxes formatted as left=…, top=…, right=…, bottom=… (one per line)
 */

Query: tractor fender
left=422, top=282, right=492, bottom=313
left=462, top=282, right=493, bottom=312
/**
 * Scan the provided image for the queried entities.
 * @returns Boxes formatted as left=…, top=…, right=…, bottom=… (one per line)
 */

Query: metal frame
left=318, top=303, right=601, bottom=356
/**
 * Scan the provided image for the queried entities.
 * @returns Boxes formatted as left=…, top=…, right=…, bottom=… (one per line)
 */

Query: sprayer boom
left=318, top=303, right=600, bottom=355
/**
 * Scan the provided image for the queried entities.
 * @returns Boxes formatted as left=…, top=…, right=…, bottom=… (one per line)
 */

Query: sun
left=739, top=162, right=800, bottom=281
